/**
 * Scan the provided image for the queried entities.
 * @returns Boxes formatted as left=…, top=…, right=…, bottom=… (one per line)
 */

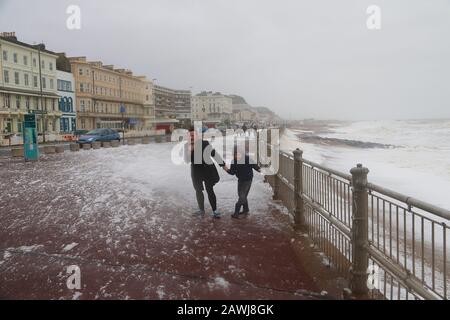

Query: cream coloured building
left=138, top=76, right=155, bottom=129
left=69, top=56, right=154, bottom=131
left=0, top=33, right=61, bottom=144
left=191, top=91, right=232, bottom=123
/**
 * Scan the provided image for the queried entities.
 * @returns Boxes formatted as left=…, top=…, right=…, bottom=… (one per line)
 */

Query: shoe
left=212, top=210, right=221, bottom=219
left=241, top=210, right=249, bottom=215
left=231, top=213, right=240, bottom=219
left=193, top=209, right=205, bottom=216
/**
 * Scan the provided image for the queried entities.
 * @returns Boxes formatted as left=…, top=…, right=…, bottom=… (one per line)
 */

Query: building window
left=3, top=70, right=9, bottom=83
left=13, top=53, right=18, bottom=63
left=80, top=83, right=84, bottom=92
left=33, top=58, right=36, bottom=67
left=24, top=74, right=29, bottom=86
left=42, top=77, right=46, bottom=89
left=23, top=56, right=28, bottom=65
left=68, top=97, right=73, bottom=112
left=50, top=79, right=54, bottom=89
left=33, top=75, right=38, bottom=87
left=25, top=96, right=30, bottom=109
left=14, top=72, right=19, bottom=85
left=4, top=118, right=12, bottom=133
left=2, top=50, right=7, bottom=61
left=81, top=118, right=85, bottom=129
left=4, top=94, right=11, bottom=108
left=80, top=100, right=85, bottom=112
left=49, top=62, right=53, bottom=71
left=41, top=60, right=45, bottom=69
left=15, top=96, right=20, bottom=109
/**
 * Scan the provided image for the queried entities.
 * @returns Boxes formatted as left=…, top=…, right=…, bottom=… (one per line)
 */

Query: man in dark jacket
left=225, top=147, right=261, bottom=218
left=185, top=128, right=225, bottom=218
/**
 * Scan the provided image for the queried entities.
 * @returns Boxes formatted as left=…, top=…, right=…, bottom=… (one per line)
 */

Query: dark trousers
left=235, top=179, right=252, bottom=214
left=194, top=182, right=217, bottom=211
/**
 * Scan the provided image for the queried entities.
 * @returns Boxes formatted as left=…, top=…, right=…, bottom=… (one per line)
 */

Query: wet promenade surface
left=0, top=142, right=340, bottom=299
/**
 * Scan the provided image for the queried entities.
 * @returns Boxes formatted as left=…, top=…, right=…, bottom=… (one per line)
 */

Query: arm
left=227, top=163, right=237, bottom=175
left=247, top=155, right=261, bottom=172
left=205, top=140, right=225, bottom=167
left=253, top=162, right=261, bottom=172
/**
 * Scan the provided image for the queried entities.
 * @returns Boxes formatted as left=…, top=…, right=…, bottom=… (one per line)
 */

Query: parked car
left=73, top=129, right=89, bottom=137
left=76, top=128, right=121, bottom=144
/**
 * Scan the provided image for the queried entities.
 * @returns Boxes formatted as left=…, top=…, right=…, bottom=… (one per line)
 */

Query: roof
left=0, top=36, right=58, bottom=56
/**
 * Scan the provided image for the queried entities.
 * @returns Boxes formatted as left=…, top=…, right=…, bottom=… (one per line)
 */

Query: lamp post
left=120, top=103, right=126, bottom=145
left=37, top=43, right=46, bottom=143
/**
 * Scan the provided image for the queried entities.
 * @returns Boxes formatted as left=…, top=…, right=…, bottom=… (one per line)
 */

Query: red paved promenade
left=0, top=142, right=340, bottom=299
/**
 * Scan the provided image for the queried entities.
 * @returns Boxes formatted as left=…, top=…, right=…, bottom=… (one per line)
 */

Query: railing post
left=293, top=148, right=304, bottom=227
left=267, top=129, right=279, bottom=200
left=350, top=163, right=370, bottom=297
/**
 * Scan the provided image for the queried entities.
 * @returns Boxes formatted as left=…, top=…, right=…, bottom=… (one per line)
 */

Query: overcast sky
left=1, top=0, right=449, bottom=120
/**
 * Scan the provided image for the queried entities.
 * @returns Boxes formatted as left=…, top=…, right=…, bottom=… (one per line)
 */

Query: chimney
left=0, top=31, right=17, bottom=41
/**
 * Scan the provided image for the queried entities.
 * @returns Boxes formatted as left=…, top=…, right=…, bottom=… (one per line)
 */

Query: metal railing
left=263, top=137, right=450, bottom=300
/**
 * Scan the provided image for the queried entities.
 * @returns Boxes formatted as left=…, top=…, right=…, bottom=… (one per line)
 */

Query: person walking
left=225, top=147, right=261, bottom=218
left=185, top=127, right=226, bottom=218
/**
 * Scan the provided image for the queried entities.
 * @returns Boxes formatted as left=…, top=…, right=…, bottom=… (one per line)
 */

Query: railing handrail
left=367, top=182, right=450, bottom=221
left=280, top=148, right=450, bottom=221
left=302, top=158, right=352, bottom=182
left=279, top=150, right=352, bottom=181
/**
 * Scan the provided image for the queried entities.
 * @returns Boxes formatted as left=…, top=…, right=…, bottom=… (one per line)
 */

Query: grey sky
left=1, top=0, right=449, bottom=120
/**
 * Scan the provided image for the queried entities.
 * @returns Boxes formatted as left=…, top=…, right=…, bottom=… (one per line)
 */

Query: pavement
left=0, top=141, right=339, bottom=299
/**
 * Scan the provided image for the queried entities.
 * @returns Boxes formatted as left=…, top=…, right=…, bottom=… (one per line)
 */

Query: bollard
left=70, top=143, right=80, bottom=152
left=293, top=148, right=304, bottom=227
left=82, top=143, right=91, bottom=150
left=111, top=140, right=120, bottom=148
left=92, top=141, right=101, bottom=149
left=11, top=148, right=24, bottom=158
left=155, top=136, right=162, bottom=143
left=350, top=163, right=370, bottom=297
left=142, top=137, right=150, bottom=144
left=44, top=145, right=56, bottom=154
left=55, top=145, right=65, bottom=154
left=102, top=141, right=111, bottom=148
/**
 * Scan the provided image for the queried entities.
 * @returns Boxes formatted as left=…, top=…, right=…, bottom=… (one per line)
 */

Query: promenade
left=0, top=141, right=338, bottom=299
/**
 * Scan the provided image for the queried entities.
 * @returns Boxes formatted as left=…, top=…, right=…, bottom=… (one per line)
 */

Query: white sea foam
left=281, top=120, right=450, bottom=210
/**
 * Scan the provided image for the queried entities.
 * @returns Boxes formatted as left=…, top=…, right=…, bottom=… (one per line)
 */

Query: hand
left=223, top=165, right=229, bottom=172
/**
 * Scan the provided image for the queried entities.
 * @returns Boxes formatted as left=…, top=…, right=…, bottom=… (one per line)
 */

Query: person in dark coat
left=185, top=128, right=225, bottom=218
left=225, top=147, right=261, bottom=218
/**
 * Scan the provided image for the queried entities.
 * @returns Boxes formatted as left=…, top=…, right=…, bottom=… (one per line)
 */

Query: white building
left=191, top=91, right=232, bottom=124
left=0, top=32, right=61, bottom=145
left=56, top=70, right=76, bottom=133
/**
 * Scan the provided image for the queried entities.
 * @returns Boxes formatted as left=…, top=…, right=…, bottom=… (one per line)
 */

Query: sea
left=281, top=119, right=450, bottom=210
